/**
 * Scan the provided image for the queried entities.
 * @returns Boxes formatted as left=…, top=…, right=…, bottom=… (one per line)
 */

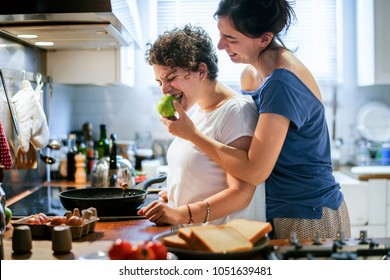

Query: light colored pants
left=272, top=200, right=351, bottom=240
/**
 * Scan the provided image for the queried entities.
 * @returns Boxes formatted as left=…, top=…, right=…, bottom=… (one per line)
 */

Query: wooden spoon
left=15, top=142, right=37, bottom=169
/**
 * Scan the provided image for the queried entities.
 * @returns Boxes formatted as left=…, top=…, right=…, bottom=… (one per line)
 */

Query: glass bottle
left=66, top=133, right=78, bottom=181
left=108, top=133, right=118, bottom=187
left=97, top=124, right=109, bottom=160
left=83, top=122, right=96, bottom=176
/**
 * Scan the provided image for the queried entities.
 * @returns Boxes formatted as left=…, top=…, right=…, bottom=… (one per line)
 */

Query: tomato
left=108, top=239, right=135, bottom=260
left=146, top=241, right=168, bottom=260
left=135, top=174, right=147, bottom=183
left=137, top=242, right=156, bottom=260
left=125, top=245, right=142, bottom=260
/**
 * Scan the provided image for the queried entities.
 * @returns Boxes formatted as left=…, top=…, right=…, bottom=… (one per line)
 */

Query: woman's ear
left=198, top=63, right=208, bottom=80
left=258, top=32, right=273, bottom=47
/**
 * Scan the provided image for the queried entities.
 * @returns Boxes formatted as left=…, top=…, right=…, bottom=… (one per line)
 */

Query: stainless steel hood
left=0, top=0, right=142, bottom=50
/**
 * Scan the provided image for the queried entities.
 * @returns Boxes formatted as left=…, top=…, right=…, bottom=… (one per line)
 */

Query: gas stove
left=267, top=232, right=390, bottom=260
left=5, top=185, right=160, bottom=219
left=6, top=186, right=76, bottom=217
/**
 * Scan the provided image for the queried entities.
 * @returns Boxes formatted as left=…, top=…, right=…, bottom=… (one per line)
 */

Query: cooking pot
left=91, top=155, right=136, bottom=188
left=59, top=174, right=166, bottom=217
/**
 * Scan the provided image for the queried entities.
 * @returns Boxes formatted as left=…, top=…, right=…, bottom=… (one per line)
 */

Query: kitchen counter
left=338, top=165, right=390, bottom=181
left=2, top=219, right=173, bottom=260
left=4, top=221, right=390, bottom=260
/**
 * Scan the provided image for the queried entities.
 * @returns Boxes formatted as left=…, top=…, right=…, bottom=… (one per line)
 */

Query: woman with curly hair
left=138, top=24, right=265, bottom=226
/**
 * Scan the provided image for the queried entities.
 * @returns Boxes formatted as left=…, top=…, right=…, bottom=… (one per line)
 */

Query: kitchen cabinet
left=47, top=47, right=135, bottom=86
left=340, top=175, right=388, bottom=238
left=356, top=0, right=390, bottom=86
left=387, top=180, right=390, bottom=237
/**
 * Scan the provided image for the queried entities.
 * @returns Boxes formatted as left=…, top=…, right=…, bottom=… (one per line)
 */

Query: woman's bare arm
left=138, top=135, right=260, bottom=225
left=162, top=101, right=289, bottom=186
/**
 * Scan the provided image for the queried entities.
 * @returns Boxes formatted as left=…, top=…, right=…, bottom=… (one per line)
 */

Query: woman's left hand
left=137, top=200, right=186, bottom=225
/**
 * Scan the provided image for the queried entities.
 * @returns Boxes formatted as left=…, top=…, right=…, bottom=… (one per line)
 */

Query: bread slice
left=162, top=234, right=191, bottom=250
left=178, top=226, right=200, bottom=243
left=226, top=219, right=272, bottom=244
left=177, top=225, right=213, bottom=250
left=190, top=225, right=253, bottom=253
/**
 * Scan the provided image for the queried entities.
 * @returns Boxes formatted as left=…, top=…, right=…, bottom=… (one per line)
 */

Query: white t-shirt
left=166, top=95, right=266, bottom=225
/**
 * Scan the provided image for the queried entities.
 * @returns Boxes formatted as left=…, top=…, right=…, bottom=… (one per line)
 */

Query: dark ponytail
left=214, top=0, right=296, bottom=50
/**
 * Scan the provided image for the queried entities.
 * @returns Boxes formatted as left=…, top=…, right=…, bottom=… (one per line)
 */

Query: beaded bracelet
left=203, top=200, right=210, bottom=223
left=186, top=204, right=193, bottom=224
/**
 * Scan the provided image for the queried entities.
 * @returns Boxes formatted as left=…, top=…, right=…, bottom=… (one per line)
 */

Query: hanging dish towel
left=0, top=120, right=12, bottom=169
left=34, top=73, right=44, bottom=107
left=11, top=79, right=49, bottom=152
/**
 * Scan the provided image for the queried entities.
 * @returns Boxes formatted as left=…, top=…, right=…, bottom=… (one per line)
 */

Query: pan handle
left=134, top=174, right=167, bottom=191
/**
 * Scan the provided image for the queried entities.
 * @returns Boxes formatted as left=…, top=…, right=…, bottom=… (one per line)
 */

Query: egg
left=49, top=216, right=67, bottom=226
left=66, top=216, right=83, bottom=226
left=38, top=213, right=50, bottom=223
left=24, top=217, right=41, bottom=224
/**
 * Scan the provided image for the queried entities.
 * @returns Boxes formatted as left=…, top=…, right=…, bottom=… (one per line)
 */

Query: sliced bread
left=162, top=234, right=191, bottom=250
left=190, top=225, right=253, bottom=253
left=226, top=219, right=272, bottom=244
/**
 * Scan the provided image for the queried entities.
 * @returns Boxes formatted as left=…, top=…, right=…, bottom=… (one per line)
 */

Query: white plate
left=356, top=102, right=390, bottom=142
left=79, top=250, right=109, bottom=260
left=79, top=250, right=177, bottom=260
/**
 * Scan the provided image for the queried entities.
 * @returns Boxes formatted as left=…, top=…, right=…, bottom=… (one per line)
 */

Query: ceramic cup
left=141, top=159, right=160, bottom=179
left=52, top=225, right=72, bottom=254
left=12, top=225, right=32, bottom=254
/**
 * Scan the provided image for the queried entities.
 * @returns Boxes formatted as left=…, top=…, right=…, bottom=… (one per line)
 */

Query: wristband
left=203, top=200, right=210, bottom=223
left=186, top=204, right=193, bottom=224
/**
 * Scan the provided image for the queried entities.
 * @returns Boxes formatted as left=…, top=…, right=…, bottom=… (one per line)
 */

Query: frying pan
left=59, top=174, right=166, bottom=217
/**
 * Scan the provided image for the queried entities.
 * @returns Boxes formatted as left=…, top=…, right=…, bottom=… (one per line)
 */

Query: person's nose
left=217, top=37, right=226, bottom=50
left=161, top=81, right=172, bottom=95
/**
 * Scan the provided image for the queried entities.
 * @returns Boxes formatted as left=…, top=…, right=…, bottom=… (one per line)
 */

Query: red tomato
left=108, top=239, right=135, bottom=260
left=146, top=241, right=168, bottom=260
left=137, top=242, right=156, bottom=260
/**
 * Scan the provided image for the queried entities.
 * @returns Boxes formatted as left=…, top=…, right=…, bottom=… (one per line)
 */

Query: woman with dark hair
left=161, top=0, right=351, bottom=240
left=138, top=24, right=265, bottom=226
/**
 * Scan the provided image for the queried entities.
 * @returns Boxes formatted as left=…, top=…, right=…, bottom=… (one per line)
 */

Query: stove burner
left=267, top=231, right=390, bottom=260
left=7, top=186, right=76, bottom=217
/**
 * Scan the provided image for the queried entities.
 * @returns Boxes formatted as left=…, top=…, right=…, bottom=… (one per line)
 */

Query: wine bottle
left=97, top=124, right=109, bottom=159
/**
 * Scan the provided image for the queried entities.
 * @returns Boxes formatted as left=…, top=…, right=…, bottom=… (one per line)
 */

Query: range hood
left=0, top=0, right=142, bottom=50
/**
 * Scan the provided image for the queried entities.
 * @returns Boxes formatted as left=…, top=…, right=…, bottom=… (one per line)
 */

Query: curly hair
left=145, top=24, right=218, bottom=80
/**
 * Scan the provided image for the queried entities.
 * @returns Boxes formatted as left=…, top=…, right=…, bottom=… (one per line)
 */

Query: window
left=156, top=0, right=337, bottom=86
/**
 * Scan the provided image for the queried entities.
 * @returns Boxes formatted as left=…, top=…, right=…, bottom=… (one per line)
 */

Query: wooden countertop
left=2, top=219, right=172, bottom=260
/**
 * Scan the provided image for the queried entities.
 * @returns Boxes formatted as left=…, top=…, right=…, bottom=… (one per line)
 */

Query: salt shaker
left=12, top=225, right=33, bottom=254
left=52, top=225, right=72, bottom=254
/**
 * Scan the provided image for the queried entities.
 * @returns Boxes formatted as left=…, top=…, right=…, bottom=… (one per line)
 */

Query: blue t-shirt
left=242, top=69, right=343, bottom=220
